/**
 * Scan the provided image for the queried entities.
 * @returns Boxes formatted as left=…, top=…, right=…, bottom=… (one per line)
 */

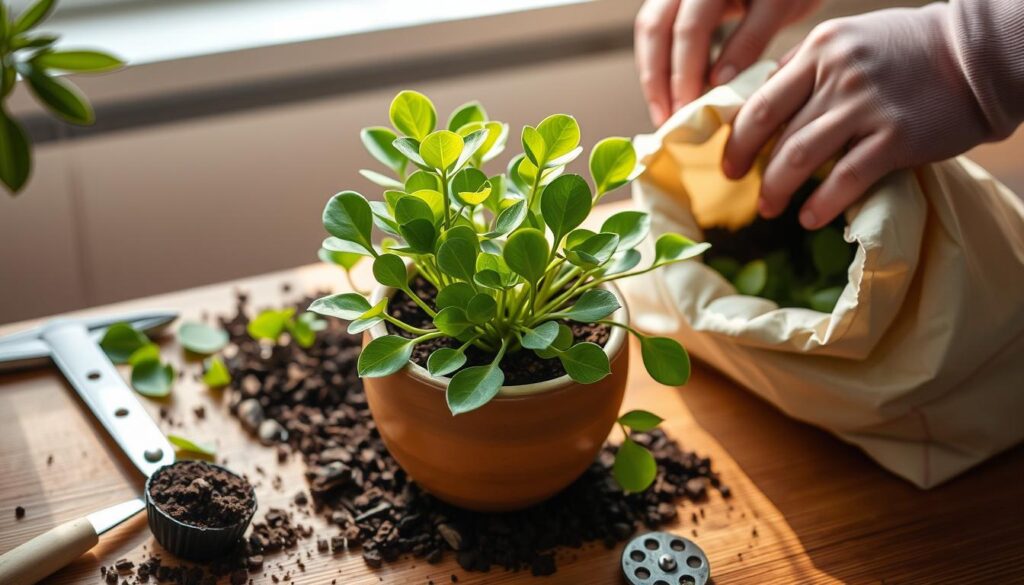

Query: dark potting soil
left=208, top=290, right=728, bottom=576
left=385, top=275, right=611, bottom=385
left=148, top=461, right=255, bottom=529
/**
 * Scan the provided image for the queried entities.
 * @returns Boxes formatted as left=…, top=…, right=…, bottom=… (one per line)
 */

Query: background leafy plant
left=310, top=90, right=709, bottom=491
left=0, top=0, right=123, bottom=193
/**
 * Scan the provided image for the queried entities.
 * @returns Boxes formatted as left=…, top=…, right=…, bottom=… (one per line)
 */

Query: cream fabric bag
left=623, top=62, right=1024, bottom=488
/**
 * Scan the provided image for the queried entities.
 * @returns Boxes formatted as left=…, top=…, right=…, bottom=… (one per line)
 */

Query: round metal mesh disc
left=621, top=531, right=710, bottom=585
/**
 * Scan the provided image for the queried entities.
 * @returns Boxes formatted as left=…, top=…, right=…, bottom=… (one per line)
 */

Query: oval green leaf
left=558, top=342, right=610, bottom=383
left=389, top=90, right=436, bottom=140
left=639, top=336, right=690, bottom=386
left=177, top=321, right=229, bottom=354
left=446, top=364, right=505, bottom=415
left=562, top=289, right=620, bottom=322
left=541, top=174, right=592, bottom=246
left=131, top=359, right=174, bottom=397
left=309, top=293, right=371, bottom=321
left=357, top=335, right=414, bottom=377
left=323, top=191, right=375, bottom=254
left=617, top=409, right=664, bottom=432
left=419, top=130, right=464, bottom=171
left=427, top=347, right=467, bottom=378
left=613, top=438, right=657, bottom=493
left=100, top=323, right=149, bottom=364
left=503, top=228, right=549, bottom=286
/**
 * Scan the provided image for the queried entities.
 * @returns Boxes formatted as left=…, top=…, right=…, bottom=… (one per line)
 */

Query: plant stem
left=401, top=285, right=437, bottom=318
left=383, top=313, right=436, bottom=336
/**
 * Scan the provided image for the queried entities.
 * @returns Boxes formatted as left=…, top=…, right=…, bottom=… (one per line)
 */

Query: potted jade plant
left=310, top=90, right=709, bottom=511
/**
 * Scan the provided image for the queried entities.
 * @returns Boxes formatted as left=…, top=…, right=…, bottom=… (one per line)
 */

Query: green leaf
left=100, top=323, right=149, bottom=364
left=734, top=259, right=767, bottom=296
left=811, top=226, right=853, bottom=278
left=464, top=121, right=507, bottom=163
left=19, top=63, right=94, bottom=124
left=309, top=292, right=371, bottom=320
left=521, top=321, right=560, bottom=350
left=613, top=438, right=657, bottom=492
left=466, top=293, right=497, bottom=324
left=603, top=249, right=642, bottom=276
left=322, top=236, right=373, bottom=256
left=360, top=126, right=407, bottom=175
left=347, top=315, right=383, bottom=334
left=618, top=410, right=663, bottom=432
left=358, top=335, right=414, bottom=377
left=389, top=90, right=436, bottom=140
left=8, top=34, right=58, bottom=50
left=323, top=191, right=375, bottom=254
left=434, top=306, right=474, bottom=337
left=590, top=137, right=637, bottom=195
left=541, top=174, right=592, bottom=246
left=177, top=322, right=229, bottom=354
left=167, top=433, right=216, bottom=457
left=558, top=342, right=610, bottom=383
left=393, top=192, right=432, bottom=224
left=485, top=199, right=527, bottom=239
left=437, top=237, right=478, bottom=283
left=202, top=356, right=231, bottom=388
left=372, top=254, right=408, bottom=288
left=31, top=50, right=124, bottom=73
left=454, top=129, right=488, bottom=171
left=707, top=256, right=741, bottom=280
left=535, top=323, right=573, bottom=359
left=410, top=189, right=445, bottom=223
left=436, top=282, right=476, bottom=310
left=131, top=359, right=174, bottom=397
left=809, top=285, right=844, bottom=313
left=566, top=232, right=619, bottom=268
left=419, top=130, right=463, bottom=171
left=398, top=218, right=436, bottom=253
left=521, top=125, right=546, bottom=166
left=536, top=114, right=580, bottom=161
left=639, top=336, right=690, bottom=386
left=287, top=312, right=324, bottom=348
left=247, top=308, right=296, bottom=342
left=0, top=111, right=31, bottom=193
left=448, top=101, right=487, bottom=132
left=405, top=170, right=441, bottom=193
left=562, top=289, right=620, bottom=322
left=392, top=137, right=427, bottom=166
left=13, top=0, right=55, bottom=34
left=503, top=228, right=549, bottom=286
left=474, top=253, right=518, bottom=289
left=128, top=343, right=160, bottom=367
left=601, top=211, right=650, bottom=250
left=450, top=167, right=490, bottom=206
left=427, top=347, right=467, bottom=377
left=653, top=233, right=711, bottom=266
left=447, top=364, right=504, bottom=415
left=318, top=247, right=363, bottom=270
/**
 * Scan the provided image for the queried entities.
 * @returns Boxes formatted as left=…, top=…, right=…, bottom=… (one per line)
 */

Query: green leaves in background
left=247, top=308, right=296, bottom=342
left=613, top=437, right=657, bottom=493
left=1, top=0, right=123, bottom=194
left=389, top=90, right=436, bottom=140
left=177, top=321, right=229, bottom=354
left=101, top=323, right=150, bottom=364
left=131, top=359, right=174, bottom=397
left=734, top=259, right=767, bottom=296
left=202, top=356, right=231, bottom=388
left=167, top=433, right=216, bottom=458
left=447, top=101, right=486, bottom=132
left=811, top=226, right=853, bottom=279
left=653, top=233, right=711, bottom=266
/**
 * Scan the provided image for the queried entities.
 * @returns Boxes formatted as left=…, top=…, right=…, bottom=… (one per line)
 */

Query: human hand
left=723, top=4, right=993, bottom=230
left=634, top=0, right=819, bottom=126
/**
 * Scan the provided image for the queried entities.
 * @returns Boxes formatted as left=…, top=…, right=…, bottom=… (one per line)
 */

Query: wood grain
left=1, top=215, right=1022, bottom=584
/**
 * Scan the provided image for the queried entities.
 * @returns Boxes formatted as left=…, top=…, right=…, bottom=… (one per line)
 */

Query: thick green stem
left=383, top=313, right=436, bottom=336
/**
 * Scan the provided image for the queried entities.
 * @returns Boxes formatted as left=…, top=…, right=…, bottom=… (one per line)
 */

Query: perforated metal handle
left=40, top=320, right=174, bottom=477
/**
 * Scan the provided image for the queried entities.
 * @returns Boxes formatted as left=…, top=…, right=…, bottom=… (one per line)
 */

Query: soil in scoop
left=148, top=461, right=254, bottom=529
left=385, top=275, right=610, bottom=385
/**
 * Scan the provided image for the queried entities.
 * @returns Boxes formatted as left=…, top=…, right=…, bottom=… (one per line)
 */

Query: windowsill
left=9, top=0, right=639, bottom=117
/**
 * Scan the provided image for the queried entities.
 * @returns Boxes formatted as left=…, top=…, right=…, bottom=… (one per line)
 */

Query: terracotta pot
left=363, top=282, right=630, bottom=512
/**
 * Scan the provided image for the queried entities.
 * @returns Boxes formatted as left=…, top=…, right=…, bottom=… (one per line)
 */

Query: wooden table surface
left=2, top=247, right=1023, bottom=584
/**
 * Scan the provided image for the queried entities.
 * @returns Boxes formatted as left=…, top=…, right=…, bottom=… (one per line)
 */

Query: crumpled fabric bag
left=623, top=62, right=1024, bottom=488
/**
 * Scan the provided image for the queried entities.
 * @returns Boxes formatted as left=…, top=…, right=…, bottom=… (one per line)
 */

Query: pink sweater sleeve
left=949, top=0, right=1024, bottom=141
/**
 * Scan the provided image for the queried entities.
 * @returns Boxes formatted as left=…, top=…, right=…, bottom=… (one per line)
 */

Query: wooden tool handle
left=0, top=517, right=98, bottom=585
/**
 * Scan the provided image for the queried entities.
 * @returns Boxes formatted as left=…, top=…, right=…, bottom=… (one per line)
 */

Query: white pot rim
left=366, top=278, right=629, bottom=398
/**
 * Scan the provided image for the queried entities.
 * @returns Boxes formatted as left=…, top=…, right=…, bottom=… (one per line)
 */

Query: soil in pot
left=148, top=461, right=254, bottom=528
left=209, top=291, right=731, bottom=575
left=385, top=275, right=611, bottom=385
